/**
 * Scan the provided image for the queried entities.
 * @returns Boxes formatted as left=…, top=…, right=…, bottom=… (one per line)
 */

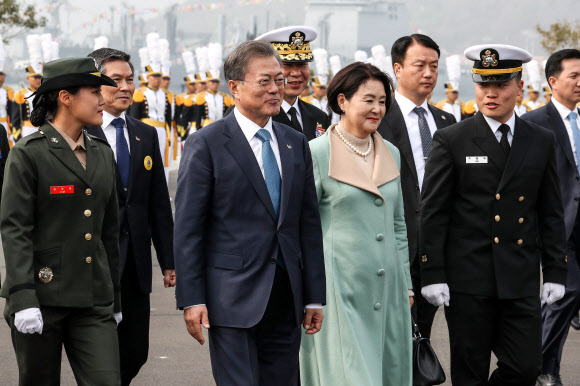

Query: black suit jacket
left=521, top=101, right=580, bottom=241
left=420, top=112, right=567, bottom=298
left=376, top=101, right=456, bottom=266
left=174, top=112, right=325, bottom=328
left=0, top=125, right=10, bottom=207
left=85, top=115, right=174, bottom=293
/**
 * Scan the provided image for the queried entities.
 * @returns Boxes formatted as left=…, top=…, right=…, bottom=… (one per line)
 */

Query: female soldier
left=0, top=57, right=122, bottom=385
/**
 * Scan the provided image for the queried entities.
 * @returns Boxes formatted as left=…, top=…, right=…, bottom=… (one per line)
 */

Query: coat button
left=374, top=303, right=382, bottom=310
left=375, top=198, right=383, bottom=206
left=494, top=215, right=500, bottom=222
left=519, top=218, right=524, bottom=224
left=270, top=257, right=276, bottom=264
left=85, top=188, right=92, bottom=196
left=517, top=239, right=523, bottom=245
left=415, top=210, right=420, bottom=216
left=422, top=255, right=427, bottom=262
left=496, top=193, right=501, bottom=200
left=377, top=269, right=385, bottom=276
left=85, top=233, right=92, bottom=241
left=84, top=210, right=92, bottom=217
left=416, top=185, right=420, bottom=191
left=518, top=196, right=524, bottom=202
left=85, top=257, right=92, bottom=264
left=494, top=237, right=499, bottom=244
left=376, top=234, right=384, bottom=241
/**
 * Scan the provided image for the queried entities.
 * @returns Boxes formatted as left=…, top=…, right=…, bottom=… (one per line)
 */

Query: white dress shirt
left=395, top=91, right=438, bottom=191
left=552, top=96, right=579, bottom=166
left=281, top=98, right=304, bottom=130
left=101, top=111, right=131, bottom=161
left=483, top=112, right=515, bottom=146
left=441, top=100, right=462, bottom=123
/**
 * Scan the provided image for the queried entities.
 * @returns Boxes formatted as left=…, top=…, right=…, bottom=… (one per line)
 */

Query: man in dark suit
left=256, top=26, right=330, bottom=140
left=420, top=44, right=568, bottom=385
left=521, top=48, right=580, bottom=386
left=174, top=41, right=325, bottom=386
left=86, top=48, right=175, bottom=386
left=376, top=34, right=456, bottom=338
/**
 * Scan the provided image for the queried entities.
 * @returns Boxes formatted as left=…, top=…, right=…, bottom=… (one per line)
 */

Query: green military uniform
left=0, top=57, right=122, bottom=385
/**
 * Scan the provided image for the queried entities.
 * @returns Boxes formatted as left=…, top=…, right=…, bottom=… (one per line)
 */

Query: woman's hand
left=409, top=296, right=414, bottom=308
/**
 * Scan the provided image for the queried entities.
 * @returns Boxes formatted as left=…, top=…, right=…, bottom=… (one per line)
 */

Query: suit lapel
left=273, top=123, right=294, bottom=228
left=385, top=102, right=418, bottom=184
left=472, top=112, right=507, bottom=172
left=497, top=116, right=532, bottom=191
left=428, top=104, right=452, bottom=128
left=547, top=101, right=575, bottom=168
left=223, top=114, right=277, bottom=220
left=125, top=119, right=140, bottom=196
left=299, top=99, right=316, bottom=140
left=83, top=131, right=101, bottom=186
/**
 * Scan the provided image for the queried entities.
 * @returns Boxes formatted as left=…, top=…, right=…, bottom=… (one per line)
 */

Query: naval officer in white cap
left=420, top=44, right=568, bottom=385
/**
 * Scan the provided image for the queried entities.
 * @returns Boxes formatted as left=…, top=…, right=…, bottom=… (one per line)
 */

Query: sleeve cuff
left=305, top=303, right=322, bottom=309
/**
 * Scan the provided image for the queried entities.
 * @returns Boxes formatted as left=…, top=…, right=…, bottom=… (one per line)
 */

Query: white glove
left=541, top=283, right=566, bottom=306
left=114, top=312, right=123, bottom=325
left=14, top=308, right=43, bottom=334
left=421, top=283, right=450, bottom=307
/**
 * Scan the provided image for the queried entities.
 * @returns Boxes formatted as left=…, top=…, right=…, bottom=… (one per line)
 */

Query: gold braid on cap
left=472, top=67, right=522, bottom=75
left=272, top=42, right=313, bottom=61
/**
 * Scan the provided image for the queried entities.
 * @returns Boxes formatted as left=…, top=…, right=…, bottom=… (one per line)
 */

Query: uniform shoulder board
left=14, top=89, right=27, bottom=104
left=133, top=88, right=145, bottom=103
left=3, top=86, right=14, bottom=100
left=435, top=99, right=447, bottom=109
left=84, top=131, right=112, bottom=147
left=164, top=90, right=174, bottom=104
left=462, top=100, right=476, bottom=115
left=175, top=93, right=184, bottom=106
left=195, top=92, right=206, bottom=105
left=221, top=92, right=235, bottom=107
left=19, top=130, right=45, bottom=145
left=184, top=94, right=195, bottom=107
left=302, top=95, right=314, bottom=104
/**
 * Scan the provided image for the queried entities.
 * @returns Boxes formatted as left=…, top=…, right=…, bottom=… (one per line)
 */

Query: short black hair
left=391, top=34, right=440, bottom=67
left=545, top=49, right=580, bottom=88
left=88, top=48, right=135, bottom=76
left=224, top=41, right=281, bottom=82
left=326, top=62, right=394, bottom=116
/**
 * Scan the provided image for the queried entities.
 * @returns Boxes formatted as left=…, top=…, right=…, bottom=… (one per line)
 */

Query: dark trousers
left=4, top=301, right=120, bottom=386
left=541, top=245, right=580, bottom=375
left=411, top=258, right=439, bottom=338
left=208, top=266, right=301, bottom=386
left=118, top=252, right=151, bottom=386
left=445, top=293, right=542, bottom=386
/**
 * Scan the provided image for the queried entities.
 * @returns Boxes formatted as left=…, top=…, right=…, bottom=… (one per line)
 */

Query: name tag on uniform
left=50, top=185, right=74, bottom=195
left=466, top=156, right=488, bottom=164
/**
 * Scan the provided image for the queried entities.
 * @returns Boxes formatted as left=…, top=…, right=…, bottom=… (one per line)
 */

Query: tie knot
left=569, top=111, right=578, bottom=122
left=111, top=118, right=125, bottom=130
left=499, top=124, right=510, bottom=136
left=414, top=106, right=426, bottom=117
left=255, top=129, right=271, bottom=143
left=288, top=106, right=297, bottom=116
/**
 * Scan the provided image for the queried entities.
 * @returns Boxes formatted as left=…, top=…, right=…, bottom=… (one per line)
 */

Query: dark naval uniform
left=1, top=123, right=121, bottom=385
left=274, top=99, right=330, bottom=141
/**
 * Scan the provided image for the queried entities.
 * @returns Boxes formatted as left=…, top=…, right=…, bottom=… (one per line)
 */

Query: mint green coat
left=300, top=129, right=412, bottom=386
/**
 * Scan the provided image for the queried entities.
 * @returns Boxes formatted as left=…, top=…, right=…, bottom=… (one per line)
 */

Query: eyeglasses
left=238, top=77, right=287, bottom=91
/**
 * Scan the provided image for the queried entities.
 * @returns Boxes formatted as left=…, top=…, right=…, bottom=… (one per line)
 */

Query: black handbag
left=412, top=317, right=446, bottom=386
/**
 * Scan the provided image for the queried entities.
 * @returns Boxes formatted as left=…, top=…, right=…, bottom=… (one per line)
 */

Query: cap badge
left=291, top=32, right=305, bottom=49
left=38, top=267, right=54, bottom=284
left=481, top=49, right=498, bottom=68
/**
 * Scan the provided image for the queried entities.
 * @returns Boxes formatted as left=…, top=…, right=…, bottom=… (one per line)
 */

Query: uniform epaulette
left=133, top=88, right=145, bottom=103
left=435, top=99, right=448, bottom=109
left=184, top=94, right=195, bottom=107
left=195, top=92, right=207, bottom=105
left=14, top=89, right=27, bottom=104
left=459, top=100, right=465, bottom=108
left=164, top=90, right=174, bottom=104
left=175, top=93, right=184, bottom=106
left=302, top=95, right=314, bottom=104
left=221, top=92, right=235, bottom=107
left=462, top=100, right=477, bottom=115
left=3, top=85, right=14, bottom=100
left=84, top=131, right=112, bottom=147
left=19, top=129, right=44, bottom=145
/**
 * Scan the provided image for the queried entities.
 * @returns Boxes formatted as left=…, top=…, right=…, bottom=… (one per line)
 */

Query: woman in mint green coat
left=300, top=62, right=413, bottom=385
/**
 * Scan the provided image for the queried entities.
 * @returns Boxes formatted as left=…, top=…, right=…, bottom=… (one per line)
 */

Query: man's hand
left=541, top=282, right=566, bottom=306
left=421, top=283, right=450, bottom=307
left=14, top=308, right=43, bottom=334
left=303, top=308, right=323, bottom=335
left=409, top=296, right=414, bottom=308
left=184, top=305, right=210, bottom=345
left=163, top=269, right=176, bottom=288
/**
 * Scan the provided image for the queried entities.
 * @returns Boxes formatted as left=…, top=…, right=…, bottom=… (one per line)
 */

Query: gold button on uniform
left=84, top=210, right=92, bottom=217
left=519, top=218, right=524, bottom=224
left=85, top=188, right=92, bottom=196
left=517, top=239, right=523, bottom=246
left=518, top=196, right=524, bottom=202
left=85, top=233, right=92, bottom=241
left=496, top=193, right=501, bottom=200
left=85, top=257, right=92, bottom=264
left=495, top=215, right=500, bottom=222
left=565, top=256, right=568, bottom=263
left=421, top=255, right=427, bottom=263
left=494, top=237, right=499, bottom=244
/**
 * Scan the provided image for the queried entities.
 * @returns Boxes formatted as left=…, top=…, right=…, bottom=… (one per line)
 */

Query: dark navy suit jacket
left=85, top=115, right=174, bottom=293
left=174, top=112, right=326, bottom=328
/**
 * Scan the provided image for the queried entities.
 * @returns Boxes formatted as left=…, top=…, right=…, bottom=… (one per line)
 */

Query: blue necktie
left=570, top=111, right=580, bottom=176
left=414, top=106, right=432, bottom=160
left=112, top=117, right=130, bottom=189
left=255, top=128, right=285, bottom=269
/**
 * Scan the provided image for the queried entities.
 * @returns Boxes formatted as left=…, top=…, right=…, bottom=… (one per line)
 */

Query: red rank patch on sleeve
left=50, top=186, right=74, bottom=195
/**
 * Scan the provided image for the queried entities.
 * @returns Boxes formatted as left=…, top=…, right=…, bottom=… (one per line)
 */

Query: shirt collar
left=483, top=112, right=516, bottom=136
left=551, top=95, right=577, bottom=121
left=47, top=121, right=86, bottom=151
left=395, top=90, right=431, bottom=118
left=233, top=107, right=274, bottom=143
left=281, top=98, right=301, bottom=117
left=102, top=110, right=127, bottom=130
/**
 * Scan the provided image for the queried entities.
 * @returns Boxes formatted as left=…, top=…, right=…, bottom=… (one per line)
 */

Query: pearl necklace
left=335, top=126, right=373, bottom=161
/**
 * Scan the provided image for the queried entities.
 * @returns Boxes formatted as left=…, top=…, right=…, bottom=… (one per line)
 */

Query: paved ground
left=1, top=168, right=579, bottom=385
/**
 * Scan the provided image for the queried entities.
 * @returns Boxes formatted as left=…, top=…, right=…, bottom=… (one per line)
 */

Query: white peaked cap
left=196, top=46, right=209, bottom=73
left=329, top=55, right=342, bottom=76
left=26, top=34, right=43, bottom=74
left=139, top=47, right=150, bottom=72
left=93, top=36, right=109, bottom=51
left=354, top=50, right=368, bottom=63
left=526, top=60, right=542, bottom=91
left=464, top=44, right=532, bottom=62
left=182, top=51, right=196, bottom=75
left=208, top=43, right=223, bottom=73
left=0, top=34, right=5, bottom=72
left=255, top=25, right=317, bottom=43
left=446, top=55, right=461, bottom=90
left=313, top=48, right=328, bottom=77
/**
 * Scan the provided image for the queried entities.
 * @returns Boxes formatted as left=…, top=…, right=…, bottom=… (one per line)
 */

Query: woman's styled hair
left=29, top=87, right=80, bottom=127
left=326, top=62, right=394, bottom=116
